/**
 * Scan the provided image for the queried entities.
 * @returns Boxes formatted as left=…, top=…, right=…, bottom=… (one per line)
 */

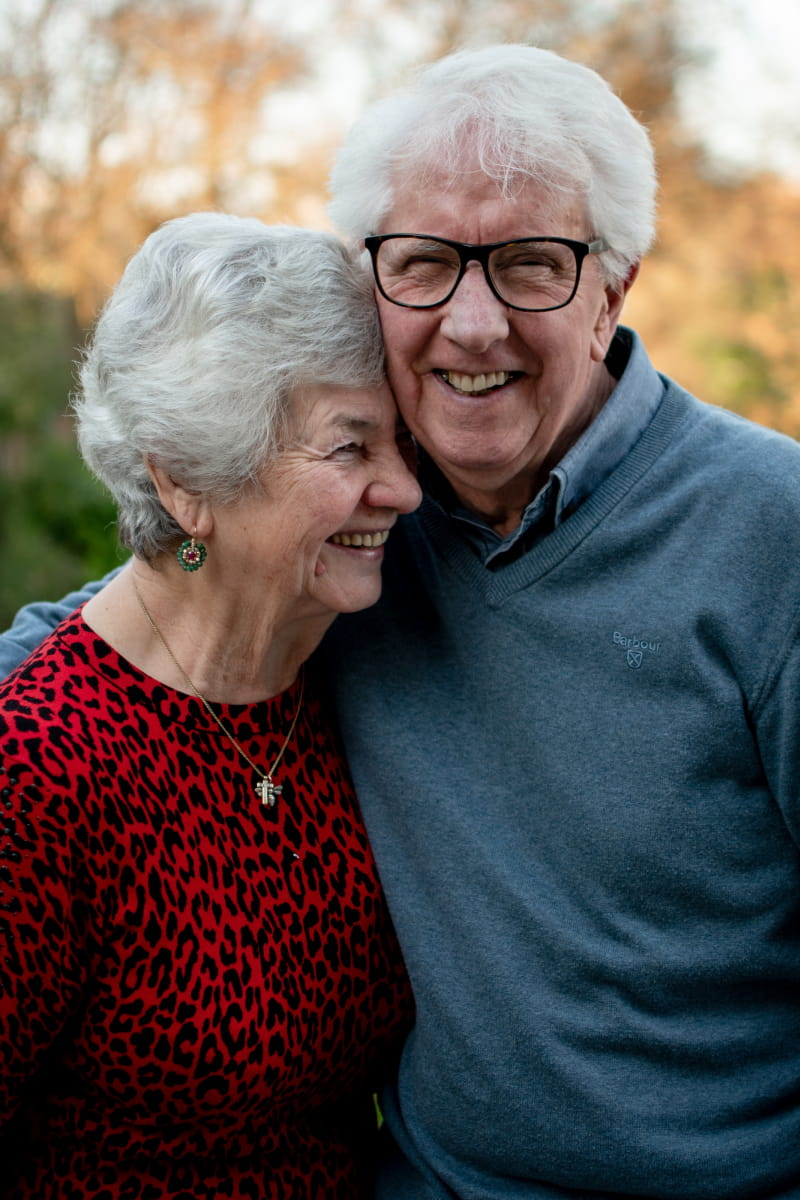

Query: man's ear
left=607, top=259, right=640, bottom=324
left=145, top=460, right=213, bottom=538
left=591, top=260, right=641, bottom=363
left=623, top=259, right=640, bottom=291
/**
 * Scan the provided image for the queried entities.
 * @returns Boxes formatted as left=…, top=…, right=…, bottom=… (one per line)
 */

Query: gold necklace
left=133, top=578, right=304, bottom=807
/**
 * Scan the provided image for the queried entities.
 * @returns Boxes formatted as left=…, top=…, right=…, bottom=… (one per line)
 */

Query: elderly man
left=3, top=44, right=800, bottom=1199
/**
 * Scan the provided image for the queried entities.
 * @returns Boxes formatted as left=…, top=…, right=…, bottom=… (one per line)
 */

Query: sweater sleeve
left=0, top=566, right=124, bottom=679
left=0, top=761, right=90, bottom=1126
left=751, top=599, right=800, bottom=850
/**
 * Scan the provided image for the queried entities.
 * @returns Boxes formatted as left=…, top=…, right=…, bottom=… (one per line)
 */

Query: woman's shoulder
left=0, top=613, right=148, bottom=798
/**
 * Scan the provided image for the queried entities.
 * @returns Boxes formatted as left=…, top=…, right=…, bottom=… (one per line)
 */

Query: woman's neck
left=82, top=560, right=332, bottom=703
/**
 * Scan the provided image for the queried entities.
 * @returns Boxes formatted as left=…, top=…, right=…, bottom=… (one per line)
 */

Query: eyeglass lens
left=374, top=237, right=582, bottom=311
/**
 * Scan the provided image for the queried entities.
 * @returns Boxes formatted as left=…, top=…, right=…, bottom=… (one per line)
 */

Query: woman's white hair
left=329, top=44, right=657, bottom=285
left=74, top=212, right=385, bottom=560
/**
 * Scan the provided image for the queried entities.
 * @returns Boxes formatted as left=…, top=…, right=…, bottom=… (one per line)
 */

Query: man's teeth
left=330, top=530, right=390, bottom=548
left=440, top=370, right=512, bottom=394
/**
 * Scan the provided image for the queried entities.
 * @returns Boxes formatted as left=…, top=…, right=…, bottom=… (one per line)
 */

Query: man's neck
left=433, top=362, right=619, bottom=537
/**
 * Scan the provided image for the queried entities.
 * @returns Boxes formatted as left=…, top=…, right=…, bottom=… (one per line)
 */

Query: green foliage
left=737, top=266, right=791, bottom=312
left=0, top=290, right=122, bottom=631
left=700, top=334, right=789, bottom=423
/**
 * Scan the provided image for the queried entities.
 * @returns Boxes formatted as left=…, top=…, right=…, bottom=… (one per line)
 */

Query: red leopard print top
left=0, top=612, right=413, bottom=1199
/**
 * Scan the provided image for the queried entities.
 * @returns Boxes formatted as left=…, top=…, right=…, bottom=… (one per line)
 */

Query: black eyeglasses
left=364, top=233, right=610, bottom=313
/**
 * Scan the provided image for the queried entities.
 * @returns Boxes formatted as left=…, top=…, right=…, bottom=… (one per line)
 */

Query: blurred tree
left=627, top=168, right=800, bottom=433
left=0, top=290, right=121, bottom=626
left=0, top=0, right=798, bottom=628
left=0, top=0, right=338, bottom=321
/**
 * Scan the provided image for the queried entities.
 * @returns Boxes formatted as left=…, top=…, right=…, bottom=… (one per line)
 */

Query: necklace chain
left=133, top=578, right=304, bottom=807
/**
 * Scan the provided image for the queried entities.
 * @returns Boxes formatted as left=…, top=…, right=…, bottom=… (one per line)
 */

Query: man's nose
left=439, top=261, right=510, bottom=352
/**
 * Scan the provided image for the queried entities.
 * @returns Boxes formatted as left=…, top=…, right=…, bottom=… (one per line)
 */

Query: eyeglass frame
left=364, top=233, right=610, bottom=313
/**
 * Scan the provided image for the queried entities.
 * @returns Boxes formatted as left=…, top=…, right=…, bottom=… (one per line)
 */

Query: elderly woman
left=0, top=212, right=420, bottom=1198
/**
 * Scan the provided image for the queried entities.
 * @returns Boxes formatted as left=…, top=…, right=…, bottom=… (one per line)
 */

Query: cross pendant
left=256, top=776, right=282, bottom=807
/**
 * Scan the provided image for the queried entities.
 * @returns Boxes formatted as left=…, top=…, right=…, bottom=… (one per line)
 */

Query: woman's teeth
left=329, top=530, right=390, bottom=548
left=438, top=370, right=513, bottom=395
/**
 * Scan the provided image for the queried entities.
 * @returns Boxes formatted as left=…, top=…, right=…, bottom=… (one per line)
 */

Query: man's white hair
left=329, top=44, right=657, bottom=286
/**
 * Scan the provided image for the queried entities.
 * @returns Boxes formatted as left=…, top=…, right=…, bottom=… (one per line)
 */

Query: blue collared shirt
left=420, top=327, right=665, bottom=567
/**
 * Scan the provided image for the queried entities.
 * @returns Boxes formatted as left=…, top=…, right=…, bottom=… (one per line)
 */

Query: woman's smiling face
left=214, top=382, right=421, bottom=619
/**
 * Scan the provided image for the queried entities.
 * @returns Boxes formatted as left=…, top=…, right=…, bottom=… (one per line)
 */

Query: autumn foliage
left=0, top=0, right=798, bottom=623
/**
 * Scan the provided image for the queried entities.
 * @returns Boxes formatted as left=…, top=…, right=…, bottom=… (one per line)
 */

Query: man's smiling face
left=373, top=162, right=629, bottom=530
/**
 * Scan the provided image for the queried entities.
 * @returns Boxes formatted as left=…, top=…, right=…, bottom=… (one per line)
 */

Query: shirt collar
left=418, top=326, right=665, bottom=563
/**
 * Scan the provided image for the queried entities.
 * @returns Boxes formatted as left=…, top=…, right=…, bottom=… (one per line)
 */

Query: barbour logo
left=613, top=631, right=661, bottom=669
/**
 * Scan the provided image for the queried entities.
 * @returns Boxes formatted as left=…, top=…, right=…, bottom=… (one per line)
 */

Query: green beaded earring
left=176, top=530, right=207, bottom=572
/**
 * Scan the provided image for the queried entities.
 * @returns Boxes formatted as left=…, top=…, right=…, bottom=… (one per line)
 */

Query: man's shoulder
left=664, top=382, right=800, bottom=494
left=0, top=566, right=123, bottom=680
left=0, top=614, right=80, bottom=700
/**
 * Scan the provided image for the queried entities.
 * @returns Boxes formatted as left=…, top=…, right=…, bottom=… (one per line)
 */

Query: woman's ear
left=145, top=460, right=214, bottom=538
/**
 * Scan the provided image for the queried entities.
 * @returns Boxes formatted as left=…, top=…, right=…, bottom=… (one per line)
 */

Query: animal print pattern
left=0, top=613, right=413, bottom=1198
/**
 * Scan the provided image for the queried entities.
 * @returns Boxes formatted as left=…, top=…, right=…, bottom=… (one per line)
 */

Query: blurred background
left=1, top=0, right=799, bottom=626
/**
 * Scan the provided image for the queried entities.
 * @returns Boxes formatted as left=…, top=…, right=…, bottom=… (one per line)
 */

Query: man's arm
left=755, top=615, right=800, bottom=851
left=0, top=566, right=124, bottom=678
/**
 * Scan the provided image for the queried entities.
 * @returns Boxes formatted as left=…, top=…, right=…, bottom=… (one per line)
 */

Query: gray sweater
left=322, top=338, right=800, bottom=1198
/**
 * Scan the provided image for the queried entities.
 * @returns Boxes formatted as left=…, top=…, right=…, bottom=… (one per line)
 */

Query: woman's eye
left=330, top=441, right=361, bottom=458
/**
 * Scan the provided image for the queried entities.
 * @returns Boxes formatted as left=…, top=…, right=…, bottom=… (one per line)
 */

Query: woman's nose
left=365, top=445, right=422, bottom=513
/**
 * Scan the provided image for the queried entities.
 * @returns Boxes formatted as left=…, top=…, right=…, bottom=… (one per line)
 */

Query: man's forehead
left=383, top=166, right=585, bottom=235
